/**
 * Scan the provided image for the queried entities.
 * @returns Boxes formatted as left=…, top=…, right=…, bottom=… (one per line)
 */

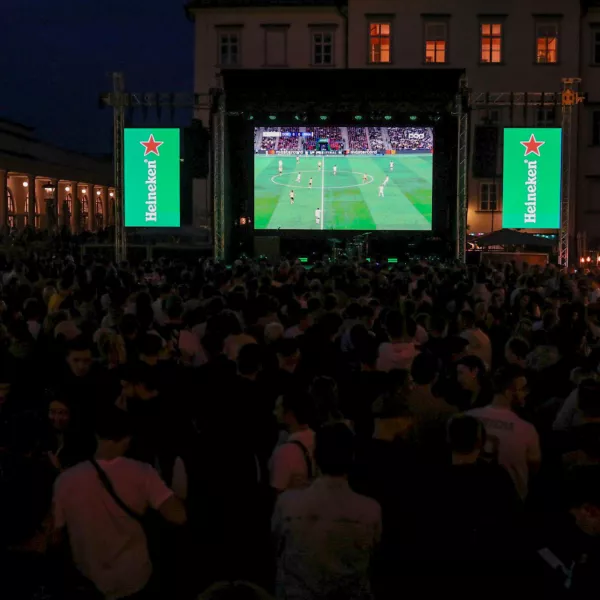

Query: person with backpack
left=270, top=391, right=316, bottom=493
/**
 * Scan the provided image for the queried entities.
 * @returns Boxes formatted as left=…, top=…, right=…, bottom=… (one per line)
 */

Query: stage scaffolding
left=103, top=73, right=582, bottom=266
left=469, top=78, right=583, bottom=267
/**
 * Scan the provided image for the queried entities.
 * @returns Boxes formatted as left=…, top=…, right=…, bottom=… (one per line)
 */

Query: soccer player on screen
left=384, top=176, right=389, bottom=186
left=363, top=173, right=368, bottom=183
left=379, top=184, right=385, bottom=198
left=279, top=163, right=283, bottom=175
left=309, top=177, right=313, bottom=189
left=318, top=161, right=322, bottom=171
left=333, top=165, right=337, bottom=176
left=290, top=190, right=295, bottom=205
left=389, top=161, right=394, bottom=172
left=296, top=172, right=302, bottom=183
left=296, top=155, right=300, bottom=165
left=315, top=207, right=321, bottom=226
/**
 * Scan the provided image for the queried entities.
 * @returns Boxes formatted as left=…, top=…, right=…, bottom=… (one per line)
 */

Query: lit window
left=219, top=32, right=240, bottom=66
left=313, top=32, right=333, bottom=65
left=536, top=23, right=558, bottom=63
left=479, top=182, right=499, bottom=211
left=480, top=23, right=502, bottom=64
left=425, top=22, right=447, bottom=64
left=369, top=23, right=391, bottom=64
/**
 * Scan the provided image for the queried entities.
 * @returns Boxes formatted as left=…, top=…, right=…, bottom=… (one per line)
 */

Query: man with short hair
left=468, top=365, right=541, bottom=499
left=505, top=336, right=530, bottom=368
left=408, top=352, right=455, bottom=446
left=273, top=424, right=381, bottom=600
left=53, top=407, right=186, bottom=600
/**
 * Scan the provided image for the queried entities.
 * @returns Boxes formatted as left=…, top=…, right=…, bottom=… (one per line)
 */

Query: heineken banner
left=124, top=128, right=181, bottom=227
left=502, top=128, right=562, bottom=229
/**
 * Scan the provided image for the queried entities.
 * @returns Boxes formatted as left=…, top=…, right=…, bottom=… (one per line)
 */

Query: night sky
left=2, top=0, right=193, bottom=155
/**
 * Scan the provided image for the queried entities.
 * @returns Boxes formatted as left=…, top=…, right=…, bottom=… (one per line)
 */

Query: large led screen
left=253, top=126, right=433, bottom=230
left=124, top=128, right=181, bottom=227
left=502, top=128, right=562, bottom=229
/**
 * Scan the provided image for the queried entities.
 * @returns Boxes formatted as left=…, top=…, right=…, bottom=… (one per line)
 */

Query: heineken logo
left=140, top=134, right=164, bottom=156
left=124, top=128, right=181, bottom=228
left=523, top=158, right=538, bottom=224
left=502, top=128, right=561, bottom=230
left=143, top=159, right=158, bottom=222
left=520, top=134, right=545, bottom=157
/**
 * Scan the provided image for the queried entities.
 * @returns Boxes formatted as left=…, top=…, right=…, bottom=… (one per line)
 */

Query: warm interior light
left=81, top=188, right=87, bottom=194
left=22, top=181, right=28, bottom=188
left=96, top=190, right=101, bottom=196
left=65, top=186, right=71, bottom=193
left=109, top=192, right=114, bottom=198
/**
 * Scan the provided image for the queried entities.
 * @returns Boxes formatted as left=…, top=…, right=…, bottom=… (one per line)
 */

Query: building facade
left=0, top=119, right=115, bottom=232
left=189, top=0, right=600, bottom=248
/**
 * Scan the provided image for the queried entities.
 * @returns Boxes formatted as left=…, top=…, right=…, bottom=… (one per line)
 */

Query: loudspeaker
left=183, top=120, right=210, bottom=179
left=472, top=126, right=499, bottom=178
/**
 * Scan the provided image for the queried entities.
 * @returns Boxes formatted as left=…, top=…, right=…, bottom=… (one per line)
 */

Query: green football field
left=254, top=154, right=432, bottom=231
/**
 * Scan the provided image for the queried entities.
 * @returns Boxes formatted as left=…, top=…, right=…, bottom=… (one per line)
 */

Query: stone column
left=0, top=171, right=7, bottom=231
left=27, top=175, right=36, bottom=227
left=49, top=179, right=59, bottom=232
left=72, top=182, right=80, bottom=233
left=89, top=187, right=96, bottom=231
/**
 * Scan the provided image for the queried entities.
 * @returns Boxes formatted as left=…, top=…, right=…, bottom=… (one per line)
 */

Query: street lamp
left=43, top=182, right=56, bottom=195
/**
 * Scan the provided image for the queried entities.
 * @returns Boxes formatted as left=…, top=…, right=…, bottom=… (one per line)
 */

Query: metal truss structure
left=104, top=72, right=582, bottom=266
left=100, top=76, right=212, bottom=262
left=212, top=92, right=226, bottom=261
left=559, top=78, right=583, bottom=267
left=454, top=75, right=470, bottom=263
left=471, top=80, right=583, bottom=267
left=112, top=73, right=126, bottom=263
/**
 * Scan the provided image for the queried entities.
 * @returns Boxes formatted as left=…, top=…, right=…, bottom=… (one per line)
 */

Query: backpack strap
left=286, top=440, right=313, bottom=481
left=90, top=458, right=143, bottom=523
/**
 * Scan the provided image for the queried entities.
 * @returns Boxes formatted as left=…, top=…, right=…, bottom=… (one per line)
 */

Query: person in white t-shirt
left=468, top=365, right=541, bottom=499
left=53, top=407, right=186, bottom=600
left=459, top=308, right=492, bottom=369
left=315, top=207, right=321, bottom=226
left=270, top=391, right=316, bottom=493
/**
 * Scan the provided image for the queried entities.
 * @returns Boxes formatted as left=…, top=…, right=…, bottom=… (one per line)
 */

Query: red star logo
left=520, top=134, right=545, bottom=157
left=140, top=134, right=164, bottom=156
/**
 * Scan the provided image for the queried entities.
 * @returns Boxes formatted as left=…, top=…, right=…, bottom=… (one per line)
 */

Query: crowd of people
left=347, top=127, right=369, bottom=151
left=1, top=250, right=600, bottom=600
left=275, top=128, right=300, bottom=152
left=387, top=127, right=434, bottom=151
left=258, top=128, right=279, bottom=152
left=368, top=127, right=386, bottom=152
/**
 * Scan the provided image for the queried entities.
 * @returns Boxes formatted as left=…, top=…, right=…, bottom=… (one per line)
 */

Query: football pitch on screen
left=254, top=154, right=433, bottom=231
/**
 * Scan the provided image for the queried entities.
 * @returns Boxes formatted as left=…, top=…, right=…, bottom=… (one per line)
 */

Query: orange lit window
left=480, top=23, right=502, bottom=63
left=425, top=22, right=447, bottom=63
left=369, top=23, right=391, bottom=63
left=536, top=24, right=558, bottom=63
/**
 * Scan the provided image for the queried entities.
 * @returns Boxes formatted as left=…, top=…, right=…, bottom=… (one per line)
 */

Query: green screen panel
left=124, top=128, right=181, bottom=227
left=502, top=128, right=562, bottom=229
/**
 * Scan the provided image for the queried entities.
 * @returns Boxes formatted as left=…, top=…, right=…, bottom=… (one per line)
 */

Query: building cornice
left=186, top=0, right=343, bottom=10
